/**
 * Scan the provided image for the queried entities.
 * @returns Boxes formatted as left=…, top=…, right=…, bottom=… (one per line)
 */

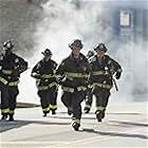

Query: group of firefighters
left=0, top=39, right=122, bottom=131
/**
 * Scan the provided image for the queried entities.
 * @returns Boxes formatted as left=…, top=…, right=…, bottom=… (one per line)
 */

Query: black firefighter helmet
left=3, top=40, right=14, bottom=50
left=69, top=39, right=83, bottom=50
left=86, top=50, right=95, bottom=58
left=94, top=43, right=108, bottom=53
left=41, top=48, right=52, bottom=56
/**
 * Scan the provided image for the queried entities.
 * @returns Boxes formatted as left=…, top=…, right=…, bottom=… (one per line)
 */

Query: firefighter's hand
left=12, top=70, right=20, bottom=77
left=115, top=72, right=121, bottom=80
left=40, top=77, right=49, bottom=82
left=44, top=78, right=49, bottom=82
left=56, top=75, right=66, bottom=85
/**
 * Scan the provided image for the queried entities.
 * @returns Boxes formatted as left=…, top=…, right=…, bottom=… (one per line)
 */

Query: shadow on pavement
left=81, top=128, right=148, bottom=140
left=0, top=120, right=28, bottom=133
left=109, top=120, right=148, bottom=127
left=60, top=111, right=142, bottom=115
left=50, top=115, right=96, bottom=120
left=49, top=112, right=143, bottom=120
left=0, top=119, right=70, bottom=133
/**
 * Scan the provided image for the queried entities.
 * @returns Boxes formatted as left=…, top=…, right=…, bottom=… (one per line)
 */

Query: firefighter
left=56, top=39, right=90, bottom=131
left=31, top=49, right=58, bottom=117
left=84, top=50, right=95, bottom=113
left=0, top=40, right=28, bottom=121
left=89, top=43, right=122, bottom=122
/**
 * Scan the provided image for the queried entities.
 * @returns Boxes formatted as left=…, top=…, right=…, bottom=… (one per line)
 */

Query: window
left=120, top=11, right=131, bottom=27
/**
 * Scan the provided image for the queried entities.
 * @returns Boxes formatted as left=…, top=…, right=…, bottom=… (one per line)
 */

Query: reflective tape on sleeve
left=48, top=82, right=58, bottom=88
left=38, top=86, right=49, bottom=91
left=92, top=71, right=105, bottom=76
left=41, top=74, right=55, bottom=79
left=0, top=77, right=8, bottom=85
left=9, top=80, right=20, bottom=86
left=93, top=83, right=112, bottom=89
left=2, top=70, right=13, bottom=75
left=65, top=72, right=89, bottom=78
left=77, top=86, right=87, bottom=91
left=62, top=86, right=74, bottom=93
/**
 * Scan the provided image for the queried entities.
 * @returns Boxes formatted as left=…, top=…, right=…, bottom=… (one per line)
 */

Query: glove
left=12, top=70, right=20, bottom=78
left=115, top=72, right=121, bottom=80
left=56, top=75, right=66, bottom=85
left=43, top=78, right=49, bottom=82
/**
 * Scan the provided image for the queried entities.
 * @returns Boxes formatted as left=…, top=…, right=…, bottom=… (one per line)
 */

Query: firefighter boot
left=72, top=122, right=80, bottom=131
left=51, top=109, right=56, bottom=115
left=96, top=111, right=103, bottom=122
left=43, top=111, right=49, bottom=117
left=43, top=112, right=47, bottom=117
left=9, top=114, right=14, bottom=121
left=1, top=114, right=8, bottom=120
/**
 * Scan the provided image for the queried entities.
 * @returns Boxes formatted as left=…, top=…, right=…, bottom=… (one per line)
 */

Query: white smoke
left=18, top=0, right=148, bottom=103
left=32, top=0, right=113, bottom=61
left=110, top=40, right=148, bottom=103
left=18, top=0, right=111, bottom=103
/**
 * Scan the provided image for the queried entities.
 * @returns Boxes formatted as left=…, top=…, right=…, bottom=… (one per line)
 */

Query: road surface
left=0, top=102, right=148, bottom=148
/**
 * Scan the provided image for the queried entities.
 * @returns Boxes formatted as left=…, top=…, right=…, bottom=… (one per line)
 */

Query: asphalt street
left=0, top=102, right=147, bottom=148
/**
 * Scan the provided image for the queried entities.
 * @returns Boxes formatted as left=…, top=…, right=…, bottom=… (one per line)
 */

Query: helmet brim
left=41, top=52, right=52, bottom=56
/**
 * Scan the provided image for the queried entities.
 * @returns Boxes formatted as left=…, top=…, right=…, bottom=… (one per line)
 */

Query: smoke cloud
left=18, top=0, right=148, bottom=103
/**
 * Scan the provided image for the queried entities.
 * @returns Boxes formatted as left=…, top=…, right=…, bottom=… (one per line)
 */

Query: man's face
left=72, top=47, right=81, bottom=58
left=2, top=47, right=11, bottom=55
left=44, top=55, right=51, bottom=61
left=96, top=50, right=105, bottom=57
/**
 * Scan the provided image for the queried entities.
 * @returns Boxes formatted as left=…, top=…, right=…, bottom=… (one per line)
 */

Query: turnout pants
left=61, top=90, right=85, bottom=120
left=38, top=87, right=57, bottom=113
left=0, top=84, right=19, bottom=116
left=93, top=87, right=110, bottom=119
